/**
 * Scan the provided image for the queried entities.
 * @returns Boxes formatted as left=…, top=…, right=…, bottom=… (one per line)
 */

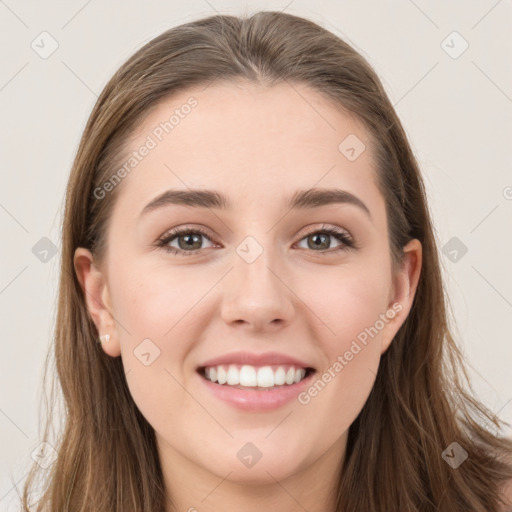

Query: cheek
left=302, top=261, right=392, bottom=346
left=109, top=257, right=213, bottom=339
left=107, top=260, right=205, bottom=412
left=110, top=249, right=392, bottom=403
left=111, top=263, right=209, bottom=434
left=294, top=264, right=391, bottom=417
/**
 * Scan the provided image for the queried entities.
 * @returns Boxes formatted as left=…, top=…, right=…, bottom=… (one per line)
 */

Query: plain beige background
left=1, top=0, right=511, bottom=508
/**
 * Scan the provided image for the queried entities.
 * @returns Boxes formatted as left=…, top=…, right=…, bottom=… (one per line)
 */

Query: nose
left=220, top=239, right=295, bottom=332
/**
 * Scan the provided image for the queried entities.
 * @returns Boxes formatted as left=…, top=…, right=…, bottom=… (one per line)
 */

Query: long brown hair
left=20, top=11, right=512, bottom=511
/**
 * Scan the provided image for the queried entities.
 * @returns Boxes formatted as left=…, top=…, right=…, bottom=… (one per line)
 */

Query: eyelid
left=156, top=223, right=356, bottom=256
left=295, top=224, right=356, bottom=251
left=156, top=224, right=218, bottom=251
left=298, top=223, right=351, bottom=240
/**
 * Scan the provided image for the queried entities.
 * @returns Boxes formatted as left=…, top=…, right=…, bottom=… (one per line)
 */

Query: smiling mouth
left=197, top=364, right=316, bottom=390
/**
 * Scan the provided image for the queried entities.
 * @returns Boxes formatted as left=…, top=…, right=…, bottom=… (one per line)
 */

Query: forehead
left=112, top=80, right=383, bottom=216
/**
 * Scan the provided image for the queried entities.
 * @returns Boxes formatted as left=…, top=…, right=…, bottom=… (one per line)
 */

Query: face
left=75, top=81, right=421, bottom=490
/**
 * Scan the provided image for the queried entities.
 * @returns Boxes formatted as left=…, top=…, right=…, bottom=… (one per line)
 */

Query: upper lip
left=198, top=351, right=315, bottom=370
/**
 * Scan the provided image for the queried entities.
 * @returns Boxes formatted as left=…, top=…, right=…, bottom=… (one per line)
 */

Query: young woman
left=20, top=10, right=512, bottom=512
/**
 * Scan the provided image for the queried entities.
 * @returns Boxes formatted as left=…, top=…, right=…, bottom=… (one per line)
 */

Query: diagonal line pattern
left=0, top=0, right=29, bottom=28
left=0, top=202, right=29, bottom=233
left=61, top=61, right=98, bottom=97
left=201, top=0, right=221, bottom=15
left=61, top=0, right=94, bottom=29
left=280, top=0, right=295, bottom=14
left=393, top=62, right=439, bottom=107
left=471, top=61, right=512, bottom=104
left=265, top=410, right=293, bottom=438
left=472, top=0, right=504, bottom=29
left=470, top=204, right=499, bottom=233
left=265, top=470, right=311, bottom=511
left=0, top=266, right=28, bottom=295
left=468, top=396, right=512, bottom=440
left=201, top=471, right=233, bottom=502
left=407, top=0, right=439, bottom=29
left=161, top=163, right=339, bottom=338
left=0, top=62, right=29, bottom=92
left=0, top=408, right=29, bottom=438
left=471, top=266, right=512, bottom=309
left=0, top=471, right=29, bottom=503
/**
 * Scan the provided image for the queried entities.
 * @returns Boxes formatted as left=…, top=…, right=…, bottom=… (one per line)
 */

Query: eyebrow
left=140, top=187, right=371, bottom=218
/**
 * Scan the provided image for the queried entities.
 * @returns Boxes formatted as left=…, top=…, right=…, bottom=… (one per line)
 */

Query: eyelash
left=156, top=224, right=356, bottom=257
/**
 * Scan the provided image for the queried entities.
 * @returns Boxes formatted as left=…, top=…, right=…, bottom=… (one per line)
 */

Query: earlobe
left=73, top=247, right=121, bottom=357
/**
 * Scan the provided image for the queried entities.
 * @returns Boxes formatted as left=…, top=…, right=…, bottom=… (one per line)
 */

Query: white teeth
left=285, top=367, right=295, bottom=385
left=274, top=366, right=286, bottom=385
left=217, top=365, right=227, bottom=385
left=257, top=366, right=274, bottom=388
left=202, top=364, right=308, bottom=387
left=239, top=365, right=257, bottom=386
left=227, top=365, right=239, bottom=385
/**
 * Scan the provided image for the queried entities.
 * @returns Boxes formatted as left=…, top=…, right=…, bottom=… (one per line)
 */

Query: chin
left=201, top=443, right=307, bottom=483
left=217, top=461, right=301, bottom=485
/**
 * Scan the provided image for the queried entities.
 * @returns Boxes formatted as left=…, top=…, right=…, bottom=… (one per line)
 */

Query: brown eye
left=306, top=233, right=332, bottom=250
left=157, top=224, right=356, bottom=257
left=157, top=227, right=215, bottom=256
left=296, top=225, right=355, bottom=254
left=175, top=233, right=204, bottom=251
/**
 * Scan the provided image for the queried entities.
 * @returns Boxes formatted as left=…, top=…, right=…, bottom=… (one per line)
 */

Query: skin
left=74, top=80, right=422, bottom=512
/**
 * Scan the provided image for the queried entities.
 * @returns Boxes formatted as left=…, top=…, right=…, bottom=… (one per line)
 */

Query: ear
left=73, top=247, right=121, bottom=357
left=380, top=238, right=422, bottom=354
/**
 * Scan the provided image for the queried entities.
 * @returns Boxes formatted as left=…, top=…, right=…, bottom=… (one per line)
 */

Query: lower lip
left=198, top=370, right=316, bottom=411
